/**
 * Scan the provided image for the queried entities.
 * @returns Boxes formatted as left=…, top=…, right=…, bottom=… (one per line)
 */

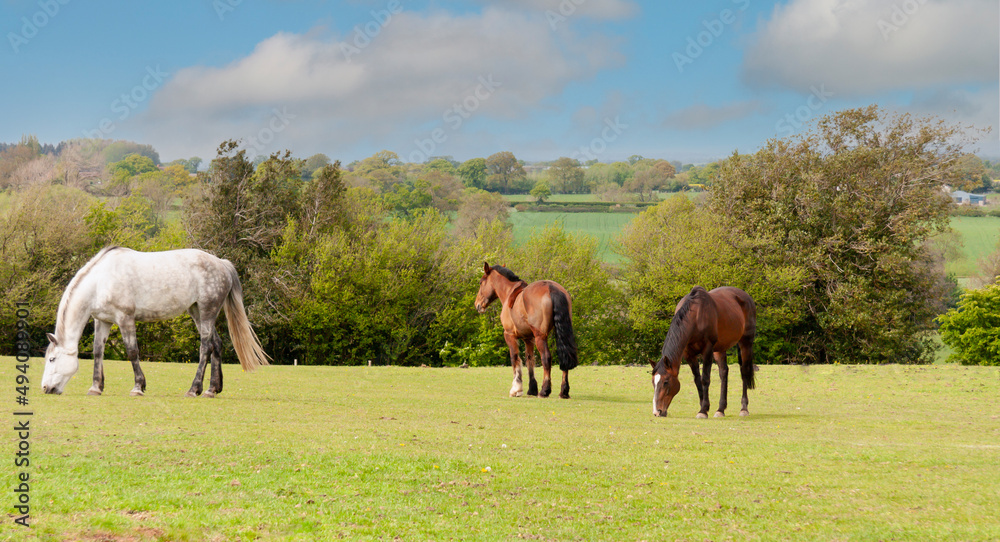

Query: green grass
left=6, top=359, right=1000, bottom=541
left=946, top=216, right=1000, bottom=278
left=510, top=211, right=636, bottom=263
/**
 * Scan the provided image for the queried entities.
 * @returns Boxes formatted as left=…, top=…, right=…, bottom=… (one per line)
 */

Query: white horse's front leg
left=88, top=320, right=112, bottom=396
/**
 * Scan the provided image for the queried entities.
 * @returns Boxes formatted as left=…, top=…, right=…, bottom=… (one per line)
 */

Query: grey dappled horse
left=41, top=247, right=269, bottom=397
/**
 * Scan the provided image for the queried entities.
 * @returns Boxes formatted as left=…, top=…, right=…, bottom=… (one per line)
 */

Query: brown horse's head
left=651, top=358, right=680, bottom=417
left=475, top=261, right=499, bottom=313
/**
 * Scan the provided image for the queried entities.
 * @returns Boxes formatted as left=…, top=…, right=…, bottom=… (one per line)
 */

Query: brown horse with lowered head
left=475, top=262, right=578, bottom=398
left=651, top=286, right=756, bottom=418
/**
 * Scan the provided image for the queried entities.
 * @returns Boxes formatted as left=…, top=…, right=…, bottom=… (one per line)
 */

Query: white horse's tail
left=223, top=265, right=270, bottom=371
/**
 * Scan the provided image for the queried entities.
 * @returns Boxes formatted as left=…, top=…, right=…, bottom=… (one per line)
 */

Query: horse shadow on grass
left=568, top=393, right=647, bottom=405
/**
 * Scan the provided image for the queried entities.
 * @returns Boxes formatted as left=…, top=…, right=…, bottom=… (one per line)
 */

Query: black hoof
left=527, top=381, right=538, bottom=396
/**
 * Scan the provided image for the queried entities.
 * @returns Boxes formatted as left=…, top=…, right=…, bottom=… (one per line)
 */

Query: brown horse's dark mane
left=657, top=287, right=709, bottom=372
left=490, top=265, right=523, bottom=284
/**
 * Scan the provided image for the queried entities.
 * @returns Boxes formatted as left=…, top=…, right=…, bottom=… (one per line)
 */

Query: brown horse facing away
left=651, top=286, right=756, bottom=418
left=475, top=262, right=578, bottom=399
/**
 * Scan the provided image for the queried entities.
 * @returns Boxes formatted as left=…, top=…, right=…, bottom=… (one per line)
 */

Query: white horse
left=41, top=247, right=269, bottom=396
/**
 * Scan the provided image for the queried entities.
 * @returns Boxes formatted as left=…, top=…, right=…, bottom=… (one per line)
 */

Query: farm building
left=951, top=190, right=987, bottom=205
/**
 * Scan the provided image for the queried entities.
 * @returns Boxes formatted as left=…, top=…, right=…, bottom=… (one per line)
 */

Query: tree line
left=1, top=106, right=997, bottom=366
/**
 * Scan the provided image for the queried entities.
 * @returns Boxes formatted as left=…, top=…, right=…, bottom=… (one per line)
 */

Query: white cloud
left=136, top=8, right=624, bottom=161
left=905, top=86, right=999, bottom=153
left=742, top=0, right=999, bottom=95
left=662, top=100, right=768, bottom=130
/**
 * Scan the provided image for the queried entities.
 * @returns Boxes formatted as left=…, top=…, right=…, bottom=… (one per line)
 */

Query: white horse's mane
left=55, top=246, right=122, bottom=339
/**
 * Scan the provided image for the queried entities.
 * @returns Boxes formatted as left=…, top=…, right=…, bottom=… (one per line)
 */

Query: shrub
left=938, top=284, right=1000, bottom=366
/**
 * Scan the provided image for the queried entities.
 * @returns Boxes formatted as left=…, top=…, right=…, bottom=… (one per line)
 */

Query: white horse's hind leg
left=185, top=306, right=208, bottom=397
left=203, top=329, right=224, bottom=398
left=88, top=320, right=112, bottom=396
left=119, top=319, right=146, bottom=397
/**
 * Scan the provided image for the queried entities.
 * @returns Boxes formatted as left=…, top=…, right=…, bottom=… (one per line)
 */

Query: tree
left=709, top=105, right=976, bottom=364
left=0, top=185, right=94, bottom=352
left=608, top=161, right=633, bottom=186
left=424, top=158, right=457, bottom=176
left=7, top=154, right=55, bottom=190
left=625, top=160, right=675, bottom=200
left=458, top=157, right=488, bottom=189
left=0, top=140, right=42, bottom=189
left=547, top=157, right=586, bottom=194
left=185, top=141, right=302, bottom=273
left=51, top=139, right=107, bottom=190
left=451, top=189, right=510, bottom=238
left=419, top=170, right=464, bottom=212
left=530, top=181, right=552, bottom=203
left=107, top=153, right=158, bottom=195
left=166, top=157, right=202, bottom=174
left=938, top=283, right=1000, bottom=365
left=302, top=153, right=331, bottom=179
left=84, top=194, right=163, bottom=251
left=953, top=154, right=991, bottom=193
left=618, top=195, right=804, bottom=359
left=299, top=163, right=347, bottom=238
left=101, top=140, right=160, bottom=165
left=485, top=151, right=526, bottom=194
left=354, top=150, right=404, bottom=191
left=683, top=161, right=719, bottom=188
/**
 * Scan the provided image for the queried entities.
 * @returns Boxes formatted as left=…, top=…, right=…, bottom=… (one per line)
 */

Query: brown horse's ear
left=483, top=261, right=490, bottom=274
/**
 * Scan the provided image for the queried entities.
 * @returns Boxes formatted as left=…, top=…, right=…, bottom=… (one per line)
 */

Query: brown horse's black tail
left=548, top=284, right=578, bottom=372
left=737, top=291, right=757, bottom=390
left=737, top=346, right=756, bottom=390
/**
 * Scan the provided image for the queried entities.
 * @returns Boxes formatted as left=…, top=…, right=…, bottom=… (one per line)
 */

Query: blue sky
left=3, top=0, right=997, bottom=165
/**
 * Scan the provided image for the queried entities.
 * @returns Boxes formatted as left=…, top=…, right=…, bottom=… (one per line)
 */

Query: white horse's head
left=41, top=333, right=80, bottom=394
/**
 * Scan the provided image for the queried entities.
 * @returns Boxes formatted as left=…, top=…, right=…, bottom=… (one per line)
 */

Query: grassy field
left=507, top=209, right=1000, bottom=277
left=5, top=358, right=1000, bottom=541
left=945, top=216, right=1000, bottom=278
left=510, top=211, right=636, bottom=263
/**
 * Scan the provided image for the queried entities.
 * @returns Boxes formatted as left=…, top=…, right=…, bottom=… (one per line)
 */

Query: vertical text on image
left=13, top=302, right=32, bottom=528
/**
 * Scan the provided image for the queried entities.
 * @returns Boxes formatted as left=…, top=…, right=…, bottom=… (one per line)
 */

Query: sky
left=2, top=0, right=998, bottom=165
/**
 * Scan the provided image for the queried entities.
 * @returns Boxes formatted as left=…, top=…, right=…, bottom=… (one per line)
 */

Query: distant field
left=945, top=216, right=1000, bottom=278
left=510, top=211, right=636, bottom=263
left=505, top=208, right=1000, bottom=276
